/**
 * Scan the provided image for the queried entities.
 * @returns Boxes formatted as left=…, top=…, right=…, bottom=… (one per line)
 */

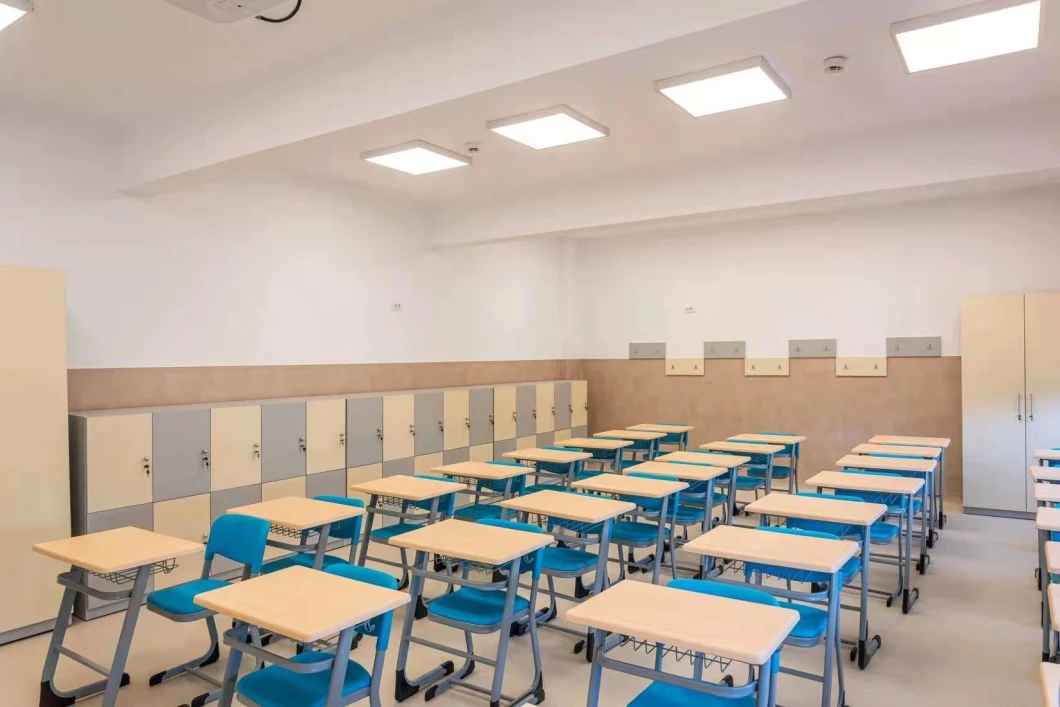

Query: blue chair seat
left=673, top=504, right=706, bottom=524
left=263, top=553, right=348, bottom=575
left=540, top=547, right=597, bottom=574
left=610, top=521, right=669, bottom=545
left=453, top=504, right=504, bottom=522
left=369, top=522, right=423, bottom=543
left=236, top=651, right=370, bottom=707
left=785, top=603, right=828, bottom=641
left=427, top=587, right=530, bottom=627
left=629, top=681, right=757, bottom=706
left=746, top=467, right=791, bottom=479
left=868, top=522, right=900, bottom=544
left=147, top=578, right=230, bottom=616
left=718, top=476, right=766, bottom=490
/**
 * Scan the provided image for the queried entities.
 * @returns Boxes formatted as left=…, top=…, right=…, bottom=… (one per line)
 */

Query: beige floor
left=0, top=507, right=1044, bottom=707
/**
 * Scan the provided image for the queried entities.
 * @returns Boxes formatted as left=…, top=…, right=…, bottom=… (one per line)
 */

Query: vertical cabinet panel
left=414, top=392, right=444, bottom=456
left=536, top=383, right=555, bottom=433
left=443, top=390, right=470, bottom=450
left=1025, top=293, right=1060, bottom=511
left=554, top=382, right=572, bottom=430
left=493, top=386, right=517, bottom=441
left=516, top=385, right=536, bottom=438
left=261, top=402, right=306, bottom=483
left=306, top=469, right=346, bottom=499
left=210, top=406, right=262, bottom=492
left=346, top=397, right=383, bottom=468
left=383, top=395, right=415, bottom=461
left=152, top=494, right=209, bottom=590
left=306, top=399, right=346, bottom=475
left=469, top=388, right=494, bottom=446
left=152, top=409, right=211, bottom=502
left=571, top=381, right=588, bottom=428
left=86, top=414, right=154, bottom=514
left=961, top=294, right=1027, bottom=512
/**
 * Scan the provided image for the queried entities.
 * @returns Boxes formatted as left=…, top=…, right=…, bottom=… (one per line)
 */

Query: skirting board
left=963, top=506, right=1034, bottom=521
left=0, top=616, right=62, bottom=647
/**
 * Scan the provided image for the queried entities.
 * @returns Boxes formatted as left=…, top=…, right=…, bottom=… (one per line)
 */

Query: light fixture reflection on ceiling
left=487, top=105, right=609, bottom=150
left=360, top=140, right=471, bottom=175
left=0, top=0, right=32, bottom=34
left=655, top=56, right=791, bottom=118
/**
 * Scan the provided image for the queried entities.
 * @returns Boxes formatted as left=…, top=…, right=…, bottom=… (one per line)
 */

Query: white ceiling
left=224, top=0, right=1060, bottom=205
left=0, top=0, right=456, bottom=124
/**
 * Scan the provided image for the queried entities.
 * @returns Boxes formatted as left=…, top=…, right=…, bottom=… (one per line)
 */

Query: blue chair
left=263, top=496, right=366, bottom=575
left=454, top=462, right=526, bottom=519
left=612, top=472, right=681, bottom=579
left=519, top=447, right=584, bottom=491
left=654, top=422, right=690, bottom=451
left=1049, top=448, right=1060, bottom=468
left=234, top=565, right=398, bottom=707
left=735, top=433, right=800, bottom=494
left=667, top=460, right=731, bottom=525
left=145, top=514, right=271, bottom=706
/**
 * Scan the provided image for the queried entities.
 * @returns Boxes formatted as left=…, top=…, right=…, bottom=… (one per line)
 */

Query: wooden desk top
left=1036, top=484, right=1060, bottom=505
left=572, top=474, right=687, bottom=499
left=502, top=448, right=592, bottom=464
left=194, top=566, right=409, bottom=643
left=389, top=519, right=552, bottom=566
left=350, top=475, right=464, bottom=501
left=1046, top=542, right=1060, bottom=574
left=655, top=451, right=751, bottom=468
left=683, top=525, right=859, bottom=574
left=807, top=471, right=924, bottom=496
left=1041, top=661, right=1060, bottom=707
left=1037, top=450, right=1060, bottom=463
left=624, top=460, right=731, bottom=482
left=433, top=461, right=529, bottom=480
left=564, top=580, right=797, bottom=666
left=868, top=435, right=951, bottom=449
left=747, top=493, right=886, bottom=526
left=499, top=490, right=635, bottom=523
left=852, top=443, right=942, bottom=459
left=729, top=433, right=807, bottom=445
left=554, top=437, right=633, bottom=451
left=1038, top=507, right=1060, bottom=532
left=628, top=423, right=694, bottom=434
left=33, top=527, right=203, bottom=575
left=594, top=429, right=666, bottom=441
left=1032, top=466, right=1060, bottom=483
left=835, top=454, right=936, bottom=474
left=701, top=440, right=785, bottom=456
left=228, top=497, right=364, bottom=531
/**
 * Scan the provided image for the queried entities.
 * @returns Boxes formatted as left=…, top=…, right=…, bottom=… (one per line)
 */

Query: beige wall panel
left=210, top=406, right=262, bottom=491
left=152, top=494, right=210, bottom=590
left=86, top=414, right=154, bottom=513
left=383, top=395, right=415, bottom=461
left=494, top=386, right=517, bottom=441
left=306, top=399, right=346, bottom=474
left=443, top=390, right=470, bottom=450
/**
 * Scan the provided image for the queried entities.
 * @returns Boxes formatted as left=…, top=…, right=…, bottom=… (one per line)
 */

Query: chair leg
left=148, top=615, right=221, bottom=687
left=397, top=548, right=410, bottom=591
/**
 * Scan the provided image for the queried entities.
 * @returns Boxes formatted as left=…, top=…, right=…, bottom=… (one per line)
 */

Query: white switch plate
left=685, top=307, right=696, bottom=314
left=391, top=303, right=402, bottom=312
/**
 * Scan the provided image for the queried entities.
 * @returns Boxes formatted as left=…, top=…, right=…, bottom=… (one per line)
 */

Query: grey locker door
left=414, top=392, right=444, bottom=456
left=443, top=447, right=470, bottom=465
left=516, top=385, right=536, bottom=438
left=554, top=382, right=572, bottom=430
left=78, top=504, right=155, bottom=619
left=152, top=409, right=211, bottom=502
left=261, top=402, right=306, bottom=483
left=494, top=438, right=517, bottom=460
left=346, top=397, right=383, bottom=468
left=469, top=388, right=494, bottom=446
left=306, top=468, right=347, bottom=499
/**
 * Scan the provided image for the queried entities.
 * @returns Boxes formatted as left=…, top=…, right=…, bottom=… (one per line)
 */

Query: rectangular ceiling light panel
left=655, top=56, right=790, bottom=118
left=360, top=140, right=470, bottom=175
left=0, top=0, right=32, bottom=33
left=487, top=105, right=609, bottom=150
left=892, top=0, right=1042, bottom=73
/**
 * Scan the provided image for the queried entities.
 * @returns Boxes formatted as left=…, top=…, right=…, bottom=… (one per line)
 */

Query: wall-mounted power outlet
left=391, top=303, right=402, bottom=312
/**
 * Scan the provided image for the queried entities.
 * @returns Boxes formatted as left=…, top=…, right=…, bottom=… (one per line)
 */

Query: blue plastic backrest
left=406, top=477, right=458, bottom=514
left=535, top=448, right=585, bottom=474
left=624, top=472, right=682, bottom=515
left=312, top=496, right=365, bottom=541
left=668, top=459, right=732, bottom=484
left=476, top=463, right=526, bottom=494
left=476, top=518, right=544, bottom=578
left=324, top=565, right=398, bottom=645
left=205, top=515, right=271, bottom=574
left=653, top=424, right=686, bottom=445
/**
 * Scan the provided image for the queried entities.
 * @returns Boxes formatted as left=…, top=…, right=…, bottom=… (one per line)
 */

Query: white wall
left=570, top=186, right=1060, bottom=358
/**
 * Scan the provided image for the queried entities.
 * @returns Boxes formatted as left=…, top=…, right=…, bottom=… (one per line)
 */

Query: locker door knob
left=143, top=456, right=151, bottom=475
left=569, top=405, right=573, bottom=413
left=551, top=406, right=555, bottom=416
left=409, top=424, right=416, bottom=436
left=533, top=408, right=538, bottom=419
left=339, top=432, right=346, bottom=446
left=201, top=534, right=209, bottom=544
left=201, top=449, right=210, bottom=467
left=584, top=403, right=589, bottom=410
left=376, top=428, right=383, bottom=441
left=512, top=411, right=517, bottom=422
left=465, top=416, right=470, bottom=428
left=299, top=437, right=307, bottom=452
left=438, top=421, right=444, bottom=432
left=253, top=443, right=261, bottom=458
left=489, top=413, right=495, bottom=425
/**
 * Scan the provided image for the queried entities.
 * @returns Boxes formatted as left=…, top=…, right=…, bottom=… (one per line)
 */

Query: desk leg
left=652, top=495, right=669, bottom=584
left=414, top=498, right=442, bottom=620
left=586, top=628, right=605, bottom=707
left=925, top=474, right=937, bottom=549
left=822, top=569, right=840, bottom=707
left=765, top=456, right=774, bottom=498
left=903, top=492, right=920, bottom=614
left=396, top=550, right=450, bottom=701
left=312, top=522, right=333, bottom=571
left=357, top=496, right=379, bottom=566
left=1042, top=527, right=1052, bottom=661
left=938, top=449, right=946, bottom=529
left=757, top=654, right=773, bottom=707
left=918, top=483, right=929, bottom=574
left=490, top=556, right=523, bottom=705
left=101, top=565, right=151, bottom=707
left=217, top=623, right=249, bottom=707
left=325, top=627, right=356, bottom=706
left=857, top=525, right=880, bottom=669
left=726, top=472, right=738, bottom=525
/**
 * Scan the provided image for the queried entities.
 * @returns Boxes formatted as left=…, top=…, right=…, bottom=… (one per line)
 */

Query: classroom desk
left=390, top=519, right=553, bottom=705
left=628, top=423, right=694, bottom=450
left=1037, top=484, right=1060, bottom=507
left=1042, top=662, right=1060, bottom=707
left=702, top=441, right=785, bottom=495
left=626, top=460, right=730, bottom=534
left=594, top=429, right=666, bottom=462
left=655, top=452, right=751, bottom=524
left=572, top=474, right=688, bottom=583
left=502, top=447, right=592, bottom=488
left=1038, top=450, right=1060, bottom=465
left=746, top=493, right=886, bottom=670
left=684, top=525, right=857, bottom=707
left=565, top=580, right=798, bottom=707
left=868, top=435, right=951, bottom=529
left=1039, top=508, right=1060, bottom=661
left=837, top=453, right=938, bottom=557
left=1033, top=466, right=1060, bottom=484
left=228, top=496, right=364, bottom=571
left=729, top=434, right=806, bottom=492
left=33, top=527, right=203, bottom=707
left=807, top=470, right=924, bottom=612
left=554, top=437, right=633, bottom=474
left=196, top=565, right=410, bottom=707
left=433, top=460, right=529, bottom=497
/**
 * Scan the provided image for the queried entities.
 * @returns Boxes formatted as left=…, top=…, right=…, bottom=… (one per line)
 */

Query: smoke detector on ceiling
left=823, top=56, right=848, bottom=76
left=164, top=0, right=293, bottom=23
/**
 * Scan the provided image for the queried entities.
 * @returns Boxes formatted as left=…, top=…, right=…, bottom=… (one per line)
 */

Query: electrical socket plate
left=789, top=339, right=837, bottom=359
left=886, top=337, right=941, bottom=358
left=704, top=341, right=746, bottom=360
left=629, top=342, right=666, bottom=360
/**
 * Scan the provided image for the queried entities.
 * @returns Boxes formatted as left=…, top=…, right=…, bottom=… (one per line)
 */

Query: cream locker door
left=571, top=381, right=588, bottom=428
left=211, top=406, right=262, bottom=491
left=536, top=383, right=555, bottom=434
left=153, top=494, right=209, bottom=590
left=494, top=386, right=517, bottom=441
left=443, top=390, right=470, bottom=450
left=961, top=294, right=1027, bottom=512
left=306, top=399, right=346, bottom=474
left=87, top=414, right=154, bottom=514
left=1025, top=292, right=1060, bottom=511
left=383, top=395, right=415, bottom=461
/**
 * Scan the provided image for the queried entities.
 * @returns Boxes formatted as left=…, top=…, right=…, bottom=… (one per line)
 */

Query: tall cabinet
left=0, top=267, right=71, bottom=645
left=962, top=292, right=1060, bottom=516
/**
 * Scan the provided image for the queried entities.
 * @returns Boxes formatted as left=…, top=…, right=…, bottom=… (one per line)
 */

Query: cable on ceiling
left=257, top=0, right=302, bottom=23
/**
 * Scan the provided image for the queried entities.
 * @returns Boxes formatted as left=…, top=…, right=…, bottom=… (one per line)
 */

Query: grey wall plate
left=789, top=339, right=837, bottom=358
left=887, top=336, right=942, bottom=357
left=704, top=341, right=746, bottom=360
left=629, top=342, right=666, bottom=360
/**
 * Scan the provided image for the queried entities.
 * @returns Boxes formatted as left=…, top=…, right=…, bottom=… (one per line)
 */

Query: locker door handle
left=512, top=411, right=517, bottom=422
left=339, top=432, right=346, bottom=446
left=253, top=443, right=261, bottom=458
left=201, top=449, right=210, bottom=467
left=533, top=408, right=538, bottom=419
left=584, top=403, right=589, bottom=410
left=551, top=406, right=555, bottom=416
left=409, top=424, right=416, bottom=436
left=489, top=413, right=495, bottom=425
left=143, top=456, right=151, bottom=475
left=438, top=421, right=444, bottom=432
left=1029, top=393, right=1035, bottom=422
left=465, top=416, right=470, bottom=428
left=1017, top=393, right=1023, bottom=421
left=376, top=428, right=383, bottom=441
left=299, top=437, right=307, bottom=452
left=569, top=405, right=573, bottom=413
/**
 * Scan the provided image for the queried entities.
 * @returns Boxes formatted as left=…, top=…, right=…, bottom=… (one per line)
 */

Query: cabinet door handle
left=253, top=443, right=261, bottom=458
left=143, top=456, right=151, bottom=475
left=376, top=428, right=383, bottom=441
left=465, top=416, right=471, bottom=428
left=1029, top=393, right=1035, bottom=422
left=569, top=404, right=573, bottom=413
left=438, top=421, right=444, bottom=432
left=339, top=432, right=346, bottom=446
left=201, top=449, right=210, bottom=467
left=512, top=411, right=517, bottom=422
left=551, top=406, right=555, bottom=416
left=409, top=424, right=416, bottom=436
left=489, top=413, right=495, bottom=425
left=1017, top=393, right=1023, bottom=421
left=533, top=408, right=538, bottom=419
left=299, top=437, right=307, bottom=452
